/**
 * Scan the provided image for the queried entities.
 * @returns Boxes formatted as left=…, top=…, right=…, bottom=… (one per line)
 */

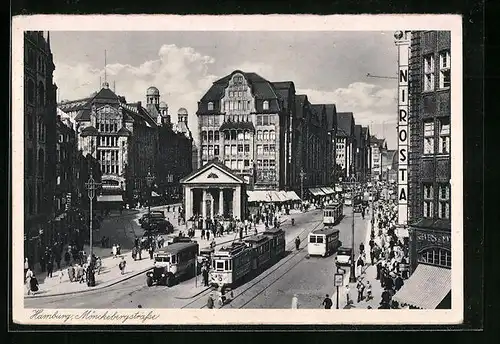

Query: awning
left=285, top=191, right=301, bottom=201
left=392, top=264, right=451, bottom=309
left=320, top=187, right=335, bottom=195
left=247, top=191, right=270, bottom=203
left=335, top=185, right=343, bottom=192
left=97, top=195, right=124, bottom=202
left=277, top=191, right=289, bottom=202
left=268, top=191, right=284, bottom=202
left=309, top=188, right=325, bottom=197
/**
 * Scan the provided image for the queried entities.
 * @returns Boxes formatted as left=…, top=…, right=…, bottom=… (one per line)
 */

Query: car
left=146, top=218, right=174, bottom=233
left=335, top=247, right=352, bottom=266
left=140, top=211, right=165, bottom=226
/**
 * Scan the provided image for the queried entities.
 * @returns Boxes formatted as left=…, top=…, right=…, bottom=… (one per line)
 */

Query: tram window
left=224, top=261, right=229, bottom=270
left=171, top=255, right=176, bottom=264
left=216, top=261, right=224, bottom=271
left=309, top=236, right=316, bottom=243
left=213, top=260, right=216, bottom=269
left=316, top=236, right=324, bottom=244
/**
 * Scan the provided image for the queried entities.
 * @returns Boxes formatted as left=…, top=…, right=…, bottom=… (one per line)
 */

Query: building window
left=201, top=131, right=207, bottom=142
left=269, top=159, right=275, bottom=168
left=263, top=115, right=270, bottom=125
left=257, top=160, right=262, bottom=168
left=208, top=145, right=214, bottom=157
left=224, top=131, right=230, bottom=140
left=269, top=144, right=275, bottom=152
left=237, top=131, right=244, bottom=141
left=438, top=183, right=450, bottom=219
left=214, top=131, right=220, bottom=142
left=263, top=130, right=269, bottom=140
left=231, top=145, right=237, bottom=155
left=263, top=100, right=269, bottom=110
left=257, top=130, right=263, bottom=140
left=27, top=148, right=33, bottom=174
left=423, top=120, right=435, bottom=155
left=27, top=116, right=33, bottom=140
left=208, top=131, right=214, bottom=142
left=207, top=102, right=214, bottom=111
left=439, top=50, right=451, bottom=89
left=237, top=144, right=244, bottom=153
left=202, top=145, right=207, bottom=157
left=263, top=160, right=269, bottom=168
left=231, top=160, right=237, bottom=170
left=270, top=130, right=276, bottom=141
left=438, top=118, right=450, bottom=154
left=263, top=145, right=269, bottom=155
left=224, top=145, right=230, bottom=156
left=423, top=54, right=435, bottom=91
left=27, top=79, right=35, bottom=104
left=257, top=144, right=263, bottom=155
left=244, top=144, right=250, bottom=152
left=214, top=145, right=220, bottom=156
left=423, top=183, right=434, bottom=218
left=230, top=131, right=237, bottom=140
left=237, top=160, right=244, bottom=170
left=244, top=131, right=249, bottom=140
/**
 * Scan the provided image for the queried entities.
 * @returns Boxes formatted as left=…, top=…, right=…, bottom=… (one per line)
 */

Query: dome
left=159, top=101, right=168, bottom=109
left=146, top=86, right=160, bottom=96
left=178, top=107, right=188, bottom=115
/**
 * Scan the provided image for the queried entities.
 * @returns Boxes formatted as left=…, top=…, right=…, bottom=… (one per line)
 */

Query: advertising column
left=394, top=31, right=411, bottom=226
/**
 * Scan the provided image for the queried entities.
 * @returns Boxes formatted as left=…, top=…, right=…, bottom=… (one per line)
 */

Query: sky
left=50, top=31, right=399, bottom=149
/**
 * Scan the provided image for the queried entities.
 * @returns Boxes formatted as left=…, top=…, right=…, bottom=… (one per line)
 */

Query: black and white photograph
left=11, top=15, right=463, bottom=325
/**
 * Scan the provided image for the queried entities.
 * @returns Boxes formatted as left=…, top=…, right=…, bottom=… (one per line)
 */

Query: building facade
left=370, top=136, right=387, bottom=181
left=55, top=115, right=77, bottom=216
left=408, top=30, right=452, bottom=273
left=336, top=112, right=355, bottom=179
left=24, top=31, right=58, bottom=265
left=197, top=71, right=288, bottom=191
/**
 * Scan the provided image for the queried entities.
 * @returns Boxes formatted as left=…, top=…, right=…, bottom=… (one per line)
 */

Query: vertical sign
left=395, top=31, right=411, bottom=226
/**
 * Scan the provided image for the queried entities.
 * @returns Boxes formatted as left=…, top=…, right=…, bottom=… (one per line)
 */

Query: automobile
left=144, top=219, right=174, bottom=234
left=140, top=211, right=165, bottom=227
left=335, top=247, right=352, bottom=266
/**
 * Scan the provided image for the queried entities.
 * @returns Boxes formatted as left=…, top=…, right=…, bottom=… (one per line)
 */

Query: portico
left=180, top=160, right=246, bottom=229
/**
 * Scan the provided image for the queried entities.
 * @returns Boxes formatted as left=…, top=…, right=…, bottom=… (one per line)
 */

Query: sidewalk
left=26, top=215, right=289, bottom=299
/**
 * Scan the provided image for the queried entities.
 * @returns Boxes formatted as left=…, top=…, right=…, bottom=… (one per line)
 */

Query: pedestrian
left=345, top=285, right=351, bottom=305
left=201, top=229, right=205, bottom=240
left=359, top=242, right=365, bottom=254
left=67, top=264, right=75, bottom=282
left=322, top=294, right=333, bottom=309
left=202, top=265, right=209, bottom=287
left=112, top=244, right=117, bottom=258
left=24, top=258, right=29, bottom=277
left=119, top=257, right=127, bottom=275
left=291, top=294, right=299, bottom=309
left=47, top=258, right=53, bottom=278
left=356, top=280, right=365, bottom=303
left=394, top=274, right=404, bottom=292
left=207, top=294, right=214, bottom=309
left=206, top=230, right=210, bottom=241
left=366, top=281, right=372, bottom=301
left=295, top=236, right=300, bottom=251
left=149, top=245, right=154, bottom=260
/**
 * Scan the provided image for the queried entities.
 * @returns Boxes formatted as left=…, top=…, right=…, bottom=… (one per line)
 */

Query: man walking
left=357, top=280, right=365, bottom=303
left=295, top=236, right=301, bottom=251
left=345, top=285, right=352, bottom=306
left=322, top=294, right=333, bottom=309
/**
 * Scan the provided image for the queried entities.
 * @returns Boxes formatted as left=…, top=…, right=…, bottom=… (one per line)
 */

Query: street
left=25, top=207, right=368, bottom=309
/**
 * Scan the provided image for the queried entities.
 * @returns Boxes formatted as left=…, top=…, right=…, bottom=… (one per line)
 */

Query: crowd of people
left=368, top=198, right=411, bottom=309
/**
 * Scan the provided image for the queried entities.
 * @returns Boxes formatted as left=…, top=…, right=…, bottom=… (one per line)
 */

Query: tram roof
left=311, top=227, right=340, bottom=236
left=262, top=227, right=284, bottom=235
left=324, top=203, right=342, bottom=208
left=244, top=234, right=269, bottom=244
left=157, top=241, right=198, bottom=254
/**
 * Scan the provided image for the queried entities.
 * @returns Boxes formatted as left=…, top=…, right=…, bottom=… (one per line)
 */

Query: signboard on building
left=395, top=31, right=411, bottom=226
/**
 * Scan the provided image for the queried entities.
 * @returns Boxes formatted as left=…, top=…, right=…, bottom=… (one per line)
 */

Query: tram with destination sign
left=308, top=227, right=341, bottom=257
left=209, top=228, right=286, bottom=289
left=323, top=203, right=343, bottom=226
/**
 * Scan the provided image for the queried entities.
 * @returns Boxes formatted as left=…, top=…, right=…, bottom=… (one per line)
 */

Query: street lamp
left=145, top=167, right=155, bottom=214
left=85, top=173, right=101, bottom=260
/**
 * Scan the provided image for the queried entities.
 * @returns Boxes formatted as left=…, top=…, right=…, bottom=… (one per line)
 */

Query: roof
left=337, top=128, right=349, bottom=138
left=262, top=228, right=285, bottom=235
left=337, top=112, right=354, bottom=137
left=392, top=264, right=451, bottom=309
left=370, top=136, right=386, bottom=148
left=354, top=125, right=362, bottom=143
left=58, top=98, right=92, bottom=113
left=180, top=159, right=246, bottom=184
left=80, top=126, right=99, bottom=137
left=311, top=227, right=339, bottom=236
left=410, top=218, right=451, bottom=231
left=324, top=104, right=337, bottom=131
left=157, top=241, right=198, bottom=255
left=178, top=107, right=188, bottom=115
left=244, top=234, right=269, bottom=244
left=117, top=127, right=132, bottom=136
left=219, top=121, right=255, bottom=132
left=294, top=94, right=308, bottom=119
left=147, top=86, right=160, bottom=96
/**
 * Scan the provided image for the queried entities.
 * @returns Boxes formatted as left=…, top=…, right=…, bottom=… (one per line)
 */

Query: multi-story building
left=197, top=71, right=290, bottom=190
left=24, top=31, right=58, bottom=266
left=336, top=112, right=355, bottom=179
left=362, top=126, right=372, bottom=180
left=381, top=149, right=398, bottom=182
left=55, top=115, right=77, bottom=216
left=156, top=106, right=194, bottom=203
left=309, top=104, right=329, bottom=186
left=370, top=136, right=387, bottom=181
left=354, top=124, right=371, bottom=182
left=407, top=31, right=451, bottom=273
left=325, top=104, right=338, bottom=186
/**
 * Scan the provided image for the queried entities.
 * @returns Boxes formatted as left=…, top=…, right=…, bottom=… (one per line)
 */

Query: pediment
left=181, top=163, right=244, bottom=185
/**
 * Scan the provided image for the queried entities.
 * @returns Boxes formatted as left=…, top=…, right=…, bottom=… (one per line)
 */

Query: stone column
left=202, top=188, right=207, bottom=229
left=184, top=186, right=193, bottom=221
left=219, top=188, right=224, bottom=216
left=209, top=190, right=214, bottom=220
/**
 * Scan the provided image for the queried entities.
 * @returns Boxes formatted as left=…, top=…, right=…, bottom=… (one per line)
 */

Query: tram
left=323, top=202, right=343, bottom=226
left=307, top=227, right=341, bottom=257
left=209, top=228, right=286, bottom=289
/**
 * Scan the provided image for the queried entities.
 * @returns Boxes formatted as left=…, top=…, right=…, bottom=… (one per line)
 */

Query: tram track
left=181, top=219, right=323, bottom=309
